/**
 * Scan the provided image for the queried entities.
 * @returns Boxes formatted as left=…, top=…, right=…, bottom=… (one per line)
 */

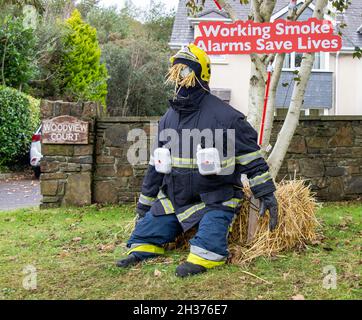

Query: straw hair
left=171, top=180, right=320, bottom=266
left=165, top=63, right=197, bottom=91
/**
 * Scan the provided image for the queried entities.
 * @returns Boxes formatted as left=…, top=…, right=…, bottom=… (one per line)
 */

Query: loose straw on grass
left=229, top=180, right=319, bottom=266
left=172, top=180, right=320, bottom=266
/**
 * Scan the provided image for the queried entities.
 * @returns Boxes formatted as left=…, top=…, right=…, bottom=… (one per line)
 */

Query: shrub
left=0, top=86, right=36, bottom=165
left=27, top=95, right=41, bottom=132
left=103, top=39, right=172, bottom=117
left=30, top=17, right=70, bottom=100
left=85, top=6, right=129, bottom=44
left=62, top=9, right=108, bottom=106
left=0, top=16, right=37, bottom=91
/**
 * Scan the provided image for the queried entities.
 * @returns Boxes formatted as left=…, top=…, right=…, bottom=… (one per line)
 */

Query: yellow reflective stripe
left=171, top=156, right=195, bottom=163
left=222, top=198, right=242, bottom=208
left=157, top=191, right=174, bottom=214
left=187, top=253, right=225, bottom=269
left=173, top=163, right=197, bottom=168
left=190, top=245, right=226, bottom=261
left=160, top=198, right=174, bottom=214
left=178, top=203, right=206, bottom=222
left=236, top=150, right=263, bottom=166
left=249, top=172, right=272, bottom=187
left=221, top=157, right=235, bottom=169
left=127, top=244, right=165, bottom=255
left=171, top=157, right=197, bottom=168
left=139, top=194, right=156, bottom=206
left=171, top=157, right=237, bottom=169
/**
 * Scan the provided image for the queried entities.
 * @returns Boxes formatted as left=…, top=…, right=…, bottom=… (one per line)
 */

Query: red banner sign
left=194, top=18, right=342, bottom=55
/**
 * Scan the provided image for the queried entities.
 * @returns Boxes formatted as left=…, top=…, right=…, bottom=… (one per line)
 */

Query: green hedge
left=0, top=86, right=40, bottom=166
left=27, top=95, right=41, bottom=133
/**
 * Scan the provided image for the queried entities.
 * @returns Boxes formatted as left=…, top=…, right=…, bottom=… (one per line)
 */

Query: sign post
left=258, top=63, right=273, bottom=146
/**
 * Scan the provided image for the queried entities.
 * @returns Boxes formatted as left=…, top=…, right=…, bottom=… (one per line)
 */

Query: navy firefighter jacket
left=136, top=88, right=276, bottom=231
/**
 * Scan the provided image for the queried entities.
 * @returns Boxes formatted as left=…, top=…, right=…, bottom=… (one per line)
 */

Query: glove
left=258, top=193, right=278, bottom=231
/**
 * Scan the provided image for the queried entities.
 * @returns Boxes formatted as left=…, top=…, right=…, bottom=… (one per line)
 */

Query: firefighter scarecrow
left=117, top=44, right=278, bottom=277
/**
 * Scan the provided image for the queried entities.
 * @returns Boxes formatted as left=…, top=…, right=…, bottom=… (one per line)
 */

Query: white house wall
left=194, top=25, right=251, bottom=113
left=210, top=55, right=251, bottom=114
left=208, top=52, right=361, bottom=116
left=335, top=54, right=362, bottom=115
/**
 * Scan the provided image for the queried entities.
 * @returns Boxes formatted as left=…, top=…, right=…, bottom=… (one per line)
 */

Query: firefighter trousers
left=127, top=209, right=235, bottom=269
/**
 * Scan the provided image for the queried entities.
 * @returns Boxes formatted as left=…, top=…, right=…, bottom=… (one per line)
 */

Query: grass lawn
left=0, top=203, right=361, bottom=300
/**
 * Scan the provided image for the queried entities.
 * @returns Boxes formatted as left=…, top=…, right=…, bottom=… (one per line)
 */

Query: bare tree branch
left=251, top=0, right=263, bottom=22
left=260, top=0, right=318, bottom=149
left=250, top=53, right=267, bottom=82
left=260, top=0, right=276, bottom=21
left=215, top=0, right=239, bottom=21
left=295, top=0, right=314, bottom=20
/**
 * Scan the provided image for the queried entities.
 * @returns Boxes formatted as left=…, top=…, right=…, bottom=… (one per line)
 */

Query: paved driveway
left=0, top=179, right=41, bottom=211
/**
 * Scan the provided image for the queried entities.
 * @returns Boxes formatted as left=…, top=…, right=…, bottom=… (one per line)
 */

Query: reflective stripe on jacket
left=137, top=89, right=276, bottom=230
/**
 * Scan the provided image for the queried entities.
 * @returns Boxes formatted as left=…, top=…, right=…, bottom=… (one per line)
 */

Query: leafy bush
left=30, top=18, right=69, bottom=100
left=0, top=16, right=37, bottom=90
left=27, top=94, right=41, bottom=131
left=0, top=86, right=36, bottom=165
left=103, top=39, right=172, bottom=117
left=86, top=6, right=129, bottom=44
left=62, top=9, right=108, bottom=106
left=143, top=1, right=175, bottom=45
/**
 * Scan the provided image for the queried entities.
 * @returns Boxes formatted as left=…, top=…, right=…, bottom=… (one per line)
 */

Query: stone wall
left=93, top=117, right=158, bottom=204
left=39, top=104, right=362, bottom=206
left=93, top=116, right=362, bottom=203
left=39, top=100, right=102, bottom=208
left=272, top=116, right=362, bottom=201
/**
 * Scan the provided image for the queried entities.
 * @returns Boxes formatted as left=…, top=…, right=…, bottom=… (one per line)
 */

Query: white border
left=188, top=17, right=233, bottom=26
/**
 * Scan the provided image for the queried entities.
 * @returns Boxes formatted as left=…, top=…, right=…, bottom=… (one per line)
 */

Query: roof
left=337, top=0, right=362, bottom=49
left=170, top=0, right=293, bottom=46
left=170, top=0, right=362, bottom=50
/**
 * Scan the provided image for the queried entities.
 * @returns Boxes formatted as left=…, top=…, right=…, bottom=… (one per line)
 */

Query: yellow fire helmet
left=170, top=43, right=211, bottom=83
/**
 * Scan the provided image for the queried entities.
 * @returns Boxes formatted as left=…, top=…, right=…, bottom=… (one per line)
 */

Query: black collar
left=169, top=88, right=208, bottom=113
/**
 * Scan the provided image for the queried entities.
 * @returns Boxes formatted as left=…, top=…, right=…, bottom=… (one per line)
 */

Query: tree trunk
left=216, top=0, right=271, bottom=131
left=247, top=66, right=266, bottom=131
left=262, top=0, right=312, bottom=150
left=261, top=0, right=319, bottom=152
left=268, top=0, right=329, bottom=177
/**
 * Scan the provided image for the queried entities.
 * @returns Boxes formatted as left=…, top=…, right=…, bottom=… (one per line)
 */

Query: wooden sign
left=42, top=116, right=89, bottom=145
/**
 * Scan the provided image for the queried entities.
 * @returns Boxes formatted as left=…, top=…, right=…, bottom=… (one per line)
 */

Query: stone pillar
left=39, top=100, right=102, bottom=208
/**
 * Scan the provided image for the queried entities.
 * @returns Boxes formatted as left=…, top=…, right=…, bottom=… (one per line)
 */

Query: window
left=282, top=52, right=328, bottom=71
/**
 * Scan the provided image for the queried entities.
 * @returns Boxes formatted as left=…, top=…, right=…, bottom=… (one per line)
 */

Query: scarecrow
left=116, top=44, right=278, bottom=277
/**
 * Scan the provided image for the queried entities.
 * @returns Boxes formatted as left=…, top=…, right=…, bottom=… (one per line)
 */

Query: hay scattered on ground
left=171, top=180, right=320, bottom=265
left=229, top=180, right=320, bottom=265
left=128, top=180, right=319, bottom=265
